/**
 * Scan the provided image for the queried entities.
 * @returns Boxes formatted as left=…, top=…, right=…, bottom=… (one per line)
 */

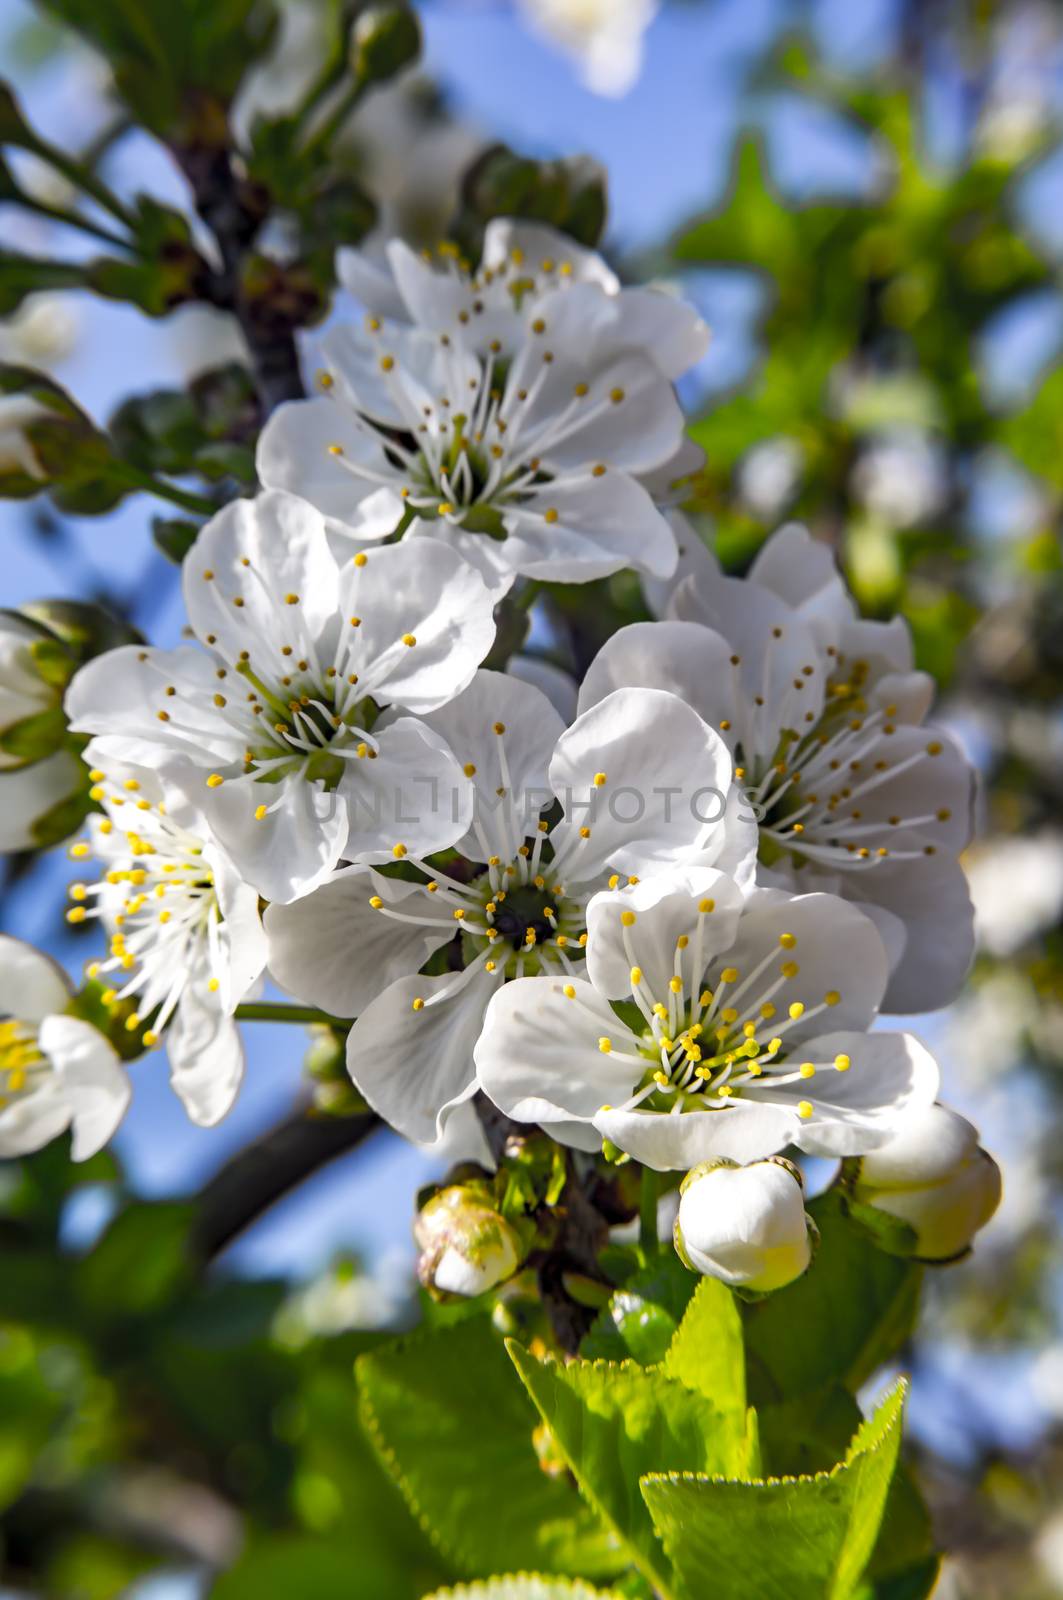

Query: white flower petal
left=504, top=472, right=677, bottom=582
left=854, top=846, right=975, bottom=1014
left=670, top=572, right=827, bottom=765
left=612, top=287, right=710, bottom=381
left=756, top=1029, right=940, bottom=1158
left=265, top=864, right=453, bottom=1016
left=336, top=242, right=410, bottom=321
left=577, top=619, right=736, bottom=732
left=747, top=522, right=853, bottom=645
left=585, top=868, right=745, bottom=1001
left=340, top=716, right=472, bottom=863
left=593, top=1100, right=796, bottom=1170
left=642, top=509, right=721, bottom=617
left=482, top=219, right=619, bottom=295
left=548, top=687, right=733, bottom=880
left=0, top=934, right=72, bottom=1022
left=712, top=886, right=890, bottom=1039
left=166, top=986, right=245, bottom=1127
left=255, top=397, right=405, bottom=540
left=38, top=1014, right=130, bottom=1160
left=183, top=491, right=340, bottom=664
left=508, top=656, right=579, bottom=725
left=336, top=541, right=495, bottom=713
left=474, top=974, right=639, bottom=1131
left=66, top=645, right=243, bottom=765
left=347, top=962, right=502, bottom=1146
left=418, top=668, right=565, bottom=859
left=195, top=770, right=349, bottom=904
left=212, top=857, right=269, bottom=1003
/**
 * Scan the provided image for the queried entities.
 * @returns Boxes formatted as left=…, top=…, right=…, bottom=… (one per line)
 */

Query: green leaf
left=75, top=1202, right=195, bottom=1318
left=421, top=1580, right=626, bottom=1600
left=357, top=1319, right=620, bottom=1582
left=508, top=1342, right=752, bottom=1596
left=743, top=1193, right=921, bottom=1403
left=153, top=516, right=202, bottom=564
left=662, top=1275, right=745, bottom=1412
left=641, top=1382, right=908, bottom=1600
left=581, top=1249, right=695, bottom=1365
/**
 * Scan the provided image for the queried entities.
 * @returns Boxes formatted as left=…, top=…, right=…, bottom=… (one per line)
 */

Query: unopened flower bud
left=415, top=1184, right=524, bottom=1300
left=849, top=1103, right=1001, bottom=1262
left=674, top=1158, right=814, bottom=1293
left=0, top=394, right=49, bottom=483
left=350, top=3, right=422, bottom=86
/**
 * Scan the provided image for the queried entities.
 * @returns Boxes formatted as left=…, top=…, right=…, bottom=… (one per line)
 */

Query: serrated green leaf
left=743, top=1193, right=921, bottom=1403
left=357, top=1319, right=620, bottom=1582
left=661, top=1275, right=745, bottom=1413
left=508, top=1341, right=751, bottom=1596
left=421, top=1579, right=626, bottom=1600
left=641, top=1382, right=908, bottom=1600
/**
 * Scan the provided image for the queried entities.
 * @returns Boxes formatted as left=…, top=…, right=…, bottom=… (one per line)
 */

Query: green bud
left=415, top=1184, right=525, bottom=1300
left=350, top=4, right=422, bottom=86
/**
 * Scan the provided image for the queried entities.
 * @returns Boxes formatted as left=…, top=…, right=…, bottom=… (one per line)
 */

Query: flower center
left=0, top=1019, right=44, bottom=1100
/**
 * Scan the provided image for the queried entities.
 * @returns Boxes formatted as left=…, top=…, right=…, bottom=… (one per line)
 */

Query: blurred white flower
left=851, top=429, right=948, bottom=529
left=0, top=294, right=78, bottom=368
left=517, top=0, right=659, bottom=96
left=965, top=832, right=1063, bottom=957
left=67, top=743, right=268, bottom=1127
left=0, top=935, right=129, bottom=1161
left=737, top=437, right=803, bottom=522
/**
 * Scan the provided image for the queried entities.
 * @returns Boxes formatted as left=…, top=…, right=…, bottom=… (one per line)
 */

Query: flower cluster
left=4, top=220, right=998, bottom=1292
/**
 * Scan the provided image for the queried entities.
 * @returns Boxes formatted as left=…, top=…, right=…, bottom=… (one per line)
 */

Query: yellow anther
left=721, top=1007, right=738, bottom=1023
left=598, top=1037, right=612, bottom=1054
left=781, top=961, right=799, bottom=979
left=698, top=899, right=715, bottom=914
left=124, top=1012, right=141, bottom=1032
left=369, top=896, right=384, bottom=909
left=379, top=355, right=395, bottom=372
left=669, top=977, right=683, bottom=994
left=824, top=990, right=841, bottom=1007
left=206, top=774, right=224, bottom=788
left=463, top=763, right=477, bottom=777
left=620, top=910, right=636, bottom=927
left=834, top=1054, right=851, bottom=1072
left=485, top=961, right=497, bottom=972
left=630, top=967, right=643, bottom=985
left=89, top=768, right=104, bottom=782
left=609, top=387, right=625, bottom=404
left=720, top=966, right=739, bottom=984
left=101, top=988, right=117, bottom=1005
left=142, top=1030, right=160, bottom=1048
left=254, top=804, right=268, bottom=821
left=401, top=633, right=417, bottom=647
left=779, top=932, right=797, bottom=949
left=797, top=1100, right=814, bottom=1120
left=789, top=1002, right=805, bottom=1020
left=412, top=998, right=425, bottom=1012
left=579, top=826, right=591, bottom=839
left=66, top=907, right=86, bottom=924
left=69, top=883, right=87, bottom=901
left=544, top=508, right=559, bottom=524
left=353, top=552, right=368, bottom=567
left=799, top=1062, right=816, bottom=1079
left=593, top=771, right=607, bottom=787
left=207, top=977, right=220, bottom=993
left=392, top=843, right=407, bottom=859
left=562, top=984, right=576, bottom=999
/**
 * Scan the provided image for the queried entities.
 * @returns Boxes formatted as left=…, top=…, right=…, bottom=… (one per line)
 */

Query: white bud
left=674, top=1158, right=813, bottom=1293
left=414, top=1185, right=524, bottom=1300
left=852, top=1103, right=1002, bottom=1262
left=0, top=395, right=49, bottom=482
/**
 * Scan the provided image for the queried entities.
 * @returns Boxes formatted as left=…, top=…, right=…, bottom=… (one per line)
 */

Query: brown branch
left=191, top=1098, right=381, bottom=1261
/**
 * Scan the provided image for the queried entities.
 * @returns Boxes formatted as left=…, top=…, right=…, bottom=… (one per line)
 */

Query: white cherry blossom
left=474, top=869, right=939, bottom=1171
left=65, top=492, right=492, bottom=903
left=0, top=934, right=129, bottom=1160
left=337, top=218, right=709, bottom=383
left=598, top=520, right=976, bottom=1011
left=265, top=669, right=754, bottom=1148
left=65, top=742, right=268, bottom=1127
left=257, top=278, right=693, bottom=595
left=516, top=0, right=659, bottom=97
